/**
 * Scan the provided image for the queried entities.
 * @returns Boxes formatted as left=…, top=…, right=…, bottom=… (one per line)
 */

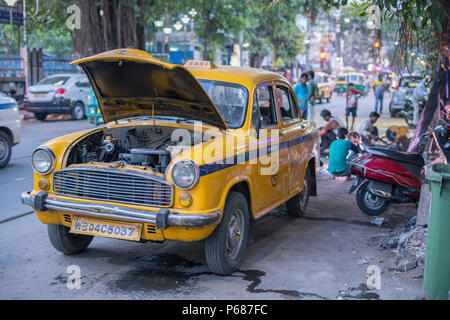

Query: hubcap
left=226, top=209, right=244, bottom=261
left=364, top=191, right=385, bottom=210
left=74, top=105, right=84, bottom=119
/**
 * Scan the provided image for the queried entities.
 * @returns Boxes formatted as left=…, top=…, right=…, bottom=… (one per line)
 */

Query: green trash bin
left=424, top=164, right=450, bottom=300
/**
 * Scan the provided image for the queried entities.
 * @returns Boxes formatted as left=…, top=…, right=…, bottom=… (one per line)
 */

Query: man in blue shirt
left=328, top=127, right=353, bottom=179
left=293, top=73, right=309, bottom=119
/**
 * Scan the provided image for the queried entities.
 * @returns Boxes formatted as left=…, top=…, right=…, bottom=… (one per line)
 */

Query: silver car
left=24, top=73, right=91, bottom=121
left=0, top=93, right=21, bottom=168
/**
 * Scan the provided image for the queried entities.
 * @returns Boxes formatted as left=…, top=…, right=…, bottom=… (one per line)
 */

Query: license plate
left=33, top=93, right=47, bottom=98
left=70, top=216, right=142, bottom=241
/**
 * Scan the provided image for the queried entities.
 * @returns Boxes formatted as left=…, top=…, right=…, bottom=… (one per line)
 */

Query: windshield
left=348, top=75, right=360, bottom=82
left=337, top=76, right=347, bottom=81
left=38, top=76, right=70, bottom=86
left=401, top=76, right=423, bottom=88
left=198, top=79, right=248, bottom=129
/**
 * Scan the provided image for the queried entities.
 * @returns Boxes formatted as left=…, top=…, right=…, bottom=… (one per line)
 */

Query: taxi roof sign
left=184, top=60, right=216, bottom=68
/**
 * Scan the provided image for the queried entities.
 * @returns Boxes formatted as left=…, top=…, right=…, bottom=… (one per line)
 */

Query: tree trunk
left=407, top=2, right=450, bottom=152
left=72, top=0, right=145, bottom=57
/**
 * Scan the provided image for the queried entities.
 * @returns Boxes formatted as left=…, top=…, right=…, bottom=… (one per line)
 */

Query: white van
left=0, top=93, right=21, bottom=168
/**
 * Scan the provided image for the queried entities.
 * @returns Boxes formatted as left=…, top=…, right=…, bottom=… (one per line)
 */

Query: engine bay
left=66, top=125, right=197, bottom=173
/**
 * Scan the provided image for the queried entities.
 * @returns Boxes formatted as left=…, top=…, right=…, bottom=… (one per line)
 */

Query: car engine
left=66, top=125, right=196, bottom=174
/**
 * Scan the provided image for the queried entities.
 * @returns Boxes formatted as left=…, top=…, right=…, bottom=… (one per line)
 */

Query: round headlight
left=32, top=147, right=55, bottom=174
left=171, top=160, right=199, bottom=190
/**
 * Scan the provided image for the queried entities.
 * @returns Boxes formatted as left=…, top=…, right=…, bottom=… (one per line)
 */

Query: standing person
left=356, top=111, right=380, bottom=145
left=372, top=74, right=387, bottom=113
left=307, top=71, right=319, bottom=121
left=364, top=76, right=371, bottom=96
left=411, top=75, right=429, bottom=126
left=345, top=83, right=363, bottom=130
left=319, top=109, right=345, bottom=150
left=327, top=127, right=353, bottom=180
left=293, top=73, right=309, bottom=119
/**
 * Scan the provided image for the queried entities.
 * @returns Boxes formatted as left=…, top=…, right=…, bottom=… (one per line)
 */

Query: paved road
left=0, top=176, right=423, bottom=299
left=0, top=118, right=92, bottom=221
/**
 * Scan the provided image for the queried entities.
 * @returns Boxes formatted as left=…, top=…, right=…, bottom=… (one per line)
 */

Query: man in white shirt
left=412, top=76, right=429, bottom=125
left=356, top=111, right=380, bottom=144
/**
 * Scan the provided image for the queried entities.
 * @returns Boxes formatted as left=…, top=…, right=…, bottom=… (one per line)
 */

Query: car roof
left=187, top=65, right=289, bottom=88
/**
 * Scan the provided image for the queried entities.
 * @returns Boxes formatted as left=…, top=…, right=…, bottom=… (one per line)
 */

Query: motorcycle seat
left=365, top=147, right=425, bottom=167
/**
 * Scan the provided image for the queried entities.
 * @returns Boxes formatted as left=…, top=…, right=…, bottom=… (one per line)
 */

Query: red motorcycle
left=347, top=145, right=425, bottom=216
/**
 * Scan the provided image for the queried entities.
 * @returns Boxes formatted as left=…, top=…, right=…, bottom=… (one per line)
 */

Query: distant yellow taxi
left=21, top=48, right=319, bottom=275
left=315, top=72, right=332, bottom=103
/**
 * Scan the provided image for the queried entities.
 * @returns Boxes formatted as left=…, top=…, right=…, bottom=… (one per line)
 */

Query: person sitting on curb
left=328, top=127, right=354, bottom=180
left=319, top=109, right=345, bottom=150
left=355, top=111, right=380, bottom=145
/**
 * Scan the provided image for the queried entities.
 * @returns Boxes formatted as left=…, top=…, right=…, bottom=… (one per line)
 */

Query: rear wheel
left=286, top=169, right=310, bottom=217
left=205, top=191, right=249, bottom=275
left=47, top=224, right=93, bottom=255
left=355, top=181, right=389, bottom=216
left=71, top=102, right=85, bottom=120
left=34, top=112, right=47, bottom=121
left=0, top=131, right=12, bottom=169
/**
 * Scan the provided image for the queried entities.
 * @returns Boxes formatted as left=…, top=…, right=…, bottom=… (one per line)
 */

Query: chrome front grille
left=53, top=167, right=173, bottom=207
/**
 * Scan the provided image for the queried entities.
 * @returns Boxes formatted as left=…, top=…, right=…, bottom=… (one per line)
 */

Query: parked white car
left=0, top=93, right=21, bottom=168
left=24, top=73, right=91, bottom=121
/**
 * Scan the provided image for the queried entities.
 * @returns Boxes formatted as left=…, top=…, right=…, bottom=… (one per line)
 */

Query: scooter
left=347, top=144, right=425, bottom=216
left=402, top=97, right=426, bottom=128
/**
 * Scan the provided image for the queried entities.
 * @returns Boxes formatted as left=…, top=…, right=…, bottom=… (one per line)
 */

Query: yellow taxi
left=315, top=72, right=332, bottom=103
left=21, top=48, right=319, bottom=275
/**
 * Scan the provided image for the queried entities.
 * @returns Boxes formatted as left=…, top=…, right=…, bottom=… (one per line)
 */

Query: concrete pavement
left=0, top=117, right=93, bottom=221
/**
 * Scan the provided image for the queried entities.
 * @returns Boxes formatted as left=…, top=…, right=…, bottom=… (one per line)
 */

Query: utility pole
left=22, top=0, right=29, bottom=89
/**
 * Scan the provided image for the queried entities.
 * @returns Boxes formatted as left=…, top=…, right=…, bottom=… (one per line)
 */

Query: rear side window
left=275, top=85, right=298, bottom=121
left=252, top=85, right=278, bottom=128
left=38, top=76, right=70, bottom=85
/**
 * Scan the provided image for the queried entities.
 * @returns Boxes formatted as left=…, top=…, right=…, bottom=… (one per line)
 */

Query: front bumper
left=21, top=191, right=221, bottom=230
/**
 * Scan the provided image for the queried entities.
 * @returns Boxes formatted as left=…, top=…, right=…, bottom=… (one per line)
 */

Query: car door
left=274, top=83, right=306, bottom=195
left=251, top=83, right=283, bottom=213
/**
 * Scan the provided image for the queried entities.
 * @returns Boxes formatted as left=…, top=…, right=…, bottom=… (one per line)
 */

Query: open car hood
left=70, top=49, right=227, bottom=129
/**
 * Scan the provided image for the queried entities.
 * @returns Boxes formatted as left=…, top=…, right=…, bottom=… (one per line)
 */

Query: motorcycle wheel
left=356, top=181, right=389, bottom=216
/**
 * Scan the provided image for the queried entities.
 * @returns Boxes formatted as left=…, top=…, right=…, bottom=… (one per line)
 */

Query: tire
left=71, top=102, right=85, bottom=120
left=286, top=168, right=310, bottom=217
left=47, top=224, right=93, bottom=255
left=34, top=112, right=47, bottom=121
left=0, top=131, right=12, bottom=169
left=205, top=191, right=250, bottom=275
left=355, top=181, right=389, bottom=216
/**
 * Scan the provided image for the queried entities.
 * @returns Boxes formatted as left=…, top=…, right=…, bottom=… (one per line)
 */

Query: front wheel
left=0, top=131, right=12, bottom=169
left=47, top=224, right=93, bottom=255
left=34, top=112, right=47, bottom=121
left=355, top=181, right=389, bottom=216
left=205, top=191, right=249, bottom=275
